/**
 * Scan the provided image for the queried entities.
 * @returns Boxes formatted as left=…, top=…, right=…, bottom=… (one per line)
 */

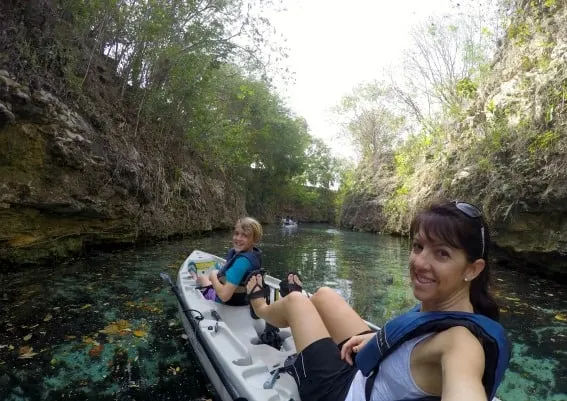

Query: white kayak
left=174, top=249, right=301, bottom=401
left=168, top=249, right=503, bottom=401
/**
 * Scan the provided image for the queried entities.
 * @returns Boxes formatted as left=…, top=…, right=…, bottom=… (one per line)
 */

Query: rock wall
left=466, top=1, right=567, bottom=281
left=339, top=1, right=567, bottom=282
left=0, top=70, right=245, bottom=267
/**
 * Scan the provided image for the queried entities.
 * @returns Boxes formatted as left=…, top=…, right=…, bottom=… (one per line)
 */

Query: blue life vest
left=213, top=247, right=262, bottom=306
left=355, top=306, right=510, bottom=401
left=218, top=247, right=262, bottom=285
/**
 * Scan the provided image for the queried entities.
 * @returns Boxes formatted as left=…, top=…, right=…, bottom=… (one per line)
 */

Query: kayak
left=166, top=249, right=504, bottom=401
left=173, top=249, right=301, bottom=401
left=282, top=222, right=298, bottom=228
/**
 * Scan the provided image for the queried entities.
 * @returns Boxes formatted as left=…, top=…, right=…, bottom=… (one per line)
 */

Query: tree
left=334, top=82, right=406, bottom=161
left=302, top=137, right=341, bottom=189
left=389, top=1, right=502, bottom=125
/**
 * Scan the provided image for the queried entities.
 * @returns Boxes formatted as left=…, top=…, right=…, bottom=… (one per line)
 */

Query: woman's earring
left=464, top=277, right=469, bottom=282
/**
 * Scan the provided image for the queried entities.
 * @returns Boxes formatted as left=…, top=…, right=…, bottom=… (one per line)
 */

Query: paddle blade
left=159, top=272, right=174, bottom=285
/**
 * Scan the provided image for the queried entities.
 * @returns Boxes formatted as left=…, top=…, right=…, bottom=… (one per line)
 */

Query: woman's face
left=232, top=223, right=255, bottom=253
left=409, top=229, right=471, bottom=305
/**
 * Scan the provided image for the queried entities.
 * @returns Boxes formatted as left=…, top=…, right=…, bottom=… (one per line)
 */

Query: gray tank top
left=344, top=333, right=436, bottom=401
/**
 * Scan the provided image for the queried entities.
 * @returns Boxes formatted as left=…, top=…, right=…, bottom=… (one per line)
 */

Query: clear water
left=0, top=224, right=565, bottom=400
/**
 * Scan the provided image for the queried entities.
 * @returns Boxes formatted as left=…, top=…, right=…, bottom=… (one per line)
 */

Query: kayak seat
left=250, top=320, right=294, bottom=351
left=243, top=343, right=296, bottom=368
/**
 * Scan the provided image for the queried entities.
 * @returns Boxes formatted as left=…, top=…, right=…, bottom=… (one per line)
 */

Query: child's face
left=232, top=223, right=255, bottom=253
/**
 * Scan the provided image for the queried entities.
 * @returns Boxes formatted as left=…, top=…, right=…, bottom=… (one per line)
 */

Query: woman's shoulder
left=429, top=326, right=485, bottom=359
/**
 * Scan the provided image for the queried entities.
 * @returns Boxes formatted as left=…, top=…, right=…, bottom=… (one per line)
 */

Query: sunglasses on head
left=454, top=201, right=485, bottom=259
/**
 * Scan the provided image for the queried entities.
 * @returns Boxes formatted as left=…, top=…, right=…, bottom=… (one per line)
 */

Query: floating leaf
left=116, top=320, right=130, bottom=329
left=19, top=350, right=38, bottom=359
left=88, top=344, right=104, bottom=358
left=65, top=335, right=76, bottom=340
left=554, top=313, right=567, bottom=322
left=18, top=345, right=32, bottom=356
left=43, top=313, right=53, bottom=322
left=133, top=330, right=146, bottom=337
left=504, top=297, right=520, bottom=301
left=23, top=334, right=32, bottom=341
left=99, top=324, right=120, bottom=335
left=8, top=345, right=14, bottom=351
left=80, top=304, right=92, bottom=310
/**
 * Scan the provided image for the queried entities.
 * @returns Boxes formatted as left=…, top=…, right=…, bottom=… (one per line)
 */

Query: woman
left=245, top=201, right=510, bottom=401
left=195, top=216, right=262, bottom=305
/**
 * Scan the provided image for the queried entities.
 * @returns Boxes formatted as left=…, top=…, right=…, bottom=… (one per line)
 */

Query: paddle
left=159, top=272, right=248, bottom=401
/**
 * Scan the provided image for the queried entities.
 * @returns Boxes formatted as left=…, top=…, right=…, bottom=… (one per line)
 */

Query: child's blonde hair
left=235, top=217, right=263, bottom=243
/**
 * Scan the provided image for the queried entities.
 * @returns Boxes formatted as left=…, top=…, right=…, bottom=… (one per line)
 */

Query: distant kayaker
left=194, top=217, right=262, bottom=306
left=245, top=201, right=510, bottom=401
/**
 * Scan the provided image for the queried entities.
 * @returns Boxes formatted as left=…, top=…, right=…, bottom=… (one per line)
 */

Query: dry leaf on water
left=88, top=344, right=104, bottom=358
left=18, top=346, right=38, bottom=359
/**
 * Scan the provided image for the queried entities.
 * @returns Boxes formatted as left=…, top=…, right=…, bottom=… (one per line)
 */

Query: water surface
left=1, top=224, right=566, bottom=400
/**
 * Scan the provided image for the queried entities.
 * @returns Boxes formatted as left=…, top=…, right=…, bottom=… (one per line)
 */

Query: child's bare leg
left=310, top=287, right=371, bottom=344
left=247, top=273, right=330, bottom=352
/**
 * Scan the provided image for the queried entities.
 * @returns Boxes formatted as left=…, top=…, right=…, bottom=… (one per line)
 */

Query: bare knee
left=284, top=290, right=310, bottom=306
left=311, top=286, right=335, bottom=303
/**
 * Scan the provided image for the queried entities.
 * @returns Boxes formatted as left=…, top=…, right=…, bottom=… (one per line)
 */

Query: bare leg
left=247, top=274, right=330, bottom=352
left=195, top=274, right=212, bottom=287
left=311, top=287, right=371, bottom=345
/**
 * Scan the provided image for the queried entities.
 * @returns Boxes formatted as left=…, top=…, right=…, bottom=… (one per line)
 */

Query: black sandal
left=245, top=270, right=267, bottom=319
left=279, top=272, right=303, bottom=297
left=245, top=270, right=267, bottom=300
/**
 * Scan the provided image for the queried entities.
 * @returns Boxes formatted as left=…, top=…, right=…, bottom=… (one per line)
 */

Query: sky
left=266, top=0, right=456, bottom=159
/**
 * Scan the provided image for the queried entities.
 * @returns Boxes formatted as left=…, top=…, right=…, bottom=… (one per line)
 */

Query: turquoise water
left=0, top=224, right=566, bottom=400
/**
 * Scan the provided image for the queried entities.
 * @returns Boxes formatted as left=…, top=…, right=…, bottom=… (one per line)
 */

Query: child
left=196, top=217, right=262, bottom=306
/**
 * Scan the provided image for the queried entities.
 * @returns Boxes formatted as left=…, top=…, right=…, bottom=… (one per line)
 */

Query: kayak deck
left=177, top=250, right=301, bottom=401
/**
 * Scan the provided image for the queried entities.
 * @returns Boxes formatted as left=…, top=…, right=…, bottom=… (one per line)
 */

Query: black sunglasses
left=454, top=201, right=485, bottom=258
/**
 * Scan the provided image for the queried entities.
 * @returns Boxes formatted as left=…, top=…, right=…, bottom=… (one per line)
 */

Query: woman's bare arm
left=440, top=326, right=487, bottom=401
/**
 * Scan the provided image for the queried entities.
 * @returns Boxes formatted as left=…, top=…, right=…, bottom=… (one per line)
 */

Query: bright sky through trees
left=268, top=0, right=457, bottom=159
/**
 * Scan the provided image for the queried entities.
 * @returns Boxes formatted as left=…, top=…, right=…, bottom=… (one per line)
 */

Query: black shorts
left=289, top=337, right=358, bottom=401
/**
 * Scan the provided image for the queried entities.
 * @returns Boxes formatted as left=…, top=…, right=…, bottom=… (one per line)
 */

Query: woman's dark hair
left=410, top=201, right=500, bottom=321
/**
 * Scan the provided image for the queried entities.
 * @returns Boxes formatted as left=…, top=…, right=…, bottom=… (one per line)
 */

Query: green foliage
left=507, top=22, right=531, bottom=44
left=334, top=82, right=406, bottom=161
left=0, top=0, right=334, bottom=218
left=544, top=0, right=557, bottom=8
left=528, top=131, right=560, bottom=154
left=456, top=78, right=478, bottom=99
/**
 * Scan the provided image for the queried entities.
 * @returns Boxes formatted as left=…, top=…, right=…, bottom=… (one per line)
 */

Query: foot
left=246, top=272, right=268, bottom=320
left=246, top=272, right=267, bottom=299
left=287, top=273, right=303, bottom=292
left=279, top=272, right=303, bottom=297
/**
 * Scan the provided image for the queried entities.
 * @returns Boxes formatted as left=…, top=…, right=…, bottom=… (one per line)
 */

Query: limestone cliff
left=463, top=0, right=567, bottom=280
left=340, top=0, right=567, bottom=281
left=0, top=68, right=245, bottom=266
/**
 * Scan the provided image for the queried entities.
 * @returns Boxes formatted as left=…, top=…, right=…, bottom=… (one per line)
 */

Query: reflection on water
left=0, top=224, right=566, bottom=401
